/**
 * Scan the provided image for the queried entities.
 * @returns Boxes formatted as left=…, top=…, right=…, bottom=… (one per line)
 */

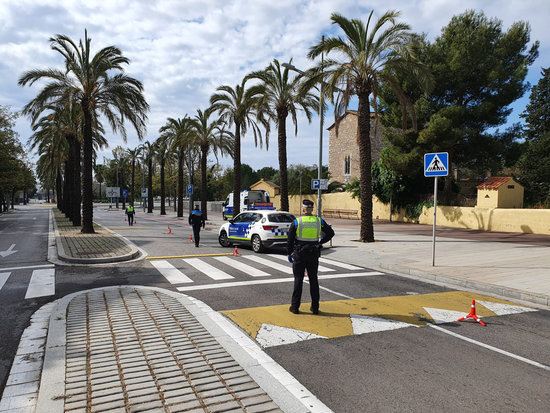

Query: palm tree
left=210, top=78, right=265, bottom=217
left=249, top=59, right=318, bottom=211
left=190, top=108, right=233, bottom=219
left=140, top=141, right=155, bottom=213
left=308, top=11, right=426, bottom=242
left=153, top=136, right=171, bottom=215
left=126, top=146, right=142, bottom=206
left=19, top=30, right=148, bottom=233
left=159, top=117, right=193, bottom=217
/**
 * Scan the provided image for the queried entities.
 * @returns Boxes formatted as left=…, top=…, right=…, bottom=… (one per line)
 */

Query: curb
left=374, top=261, right=550, bottom=310
left=51, top=210, right=142, bottom=264
left=35, top=286, right=330, bottom=413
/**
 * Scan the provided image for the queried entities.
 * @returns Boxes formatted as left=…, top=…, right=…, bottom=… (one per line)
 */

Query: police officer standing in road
left=188, top=204, right=206, bottom=247
left=125, top=204, right=135, bottom=226
left=287, top=199, right=334, bottom=314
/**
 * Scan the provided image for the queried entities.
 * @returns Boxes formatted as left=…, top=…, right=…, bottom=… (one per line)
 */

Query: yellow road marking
left=222, top=291, right=529, bottom=339
left=147, top=253, right=234, bottom=260
left=110, top=227, right=150, bottom=230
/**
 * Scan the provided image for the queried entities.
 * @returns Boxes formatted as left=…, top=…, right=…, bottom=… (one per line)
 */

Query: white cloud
left=2, top=0, right=549, bottom=172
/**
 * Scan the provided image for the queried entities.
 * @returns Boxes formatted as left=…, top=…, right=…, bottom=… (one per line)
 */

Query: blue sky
left=1, top=0, right=549, bottom=172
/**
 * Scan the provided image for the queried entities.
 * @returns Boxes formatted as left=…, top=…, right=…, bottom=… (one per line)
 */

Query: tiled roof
left=476, top=177, right=512, bottom=190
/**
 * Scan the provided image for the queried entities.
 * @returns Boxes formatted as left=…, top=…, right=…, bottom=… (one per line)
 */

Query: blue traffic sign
left=311, top=179, right=320, bottom=190
left=424, top=152, right=449, bottom=177
left=122, top=189, right=128, bottom=198
left=186, top=184, right=193, bottom=195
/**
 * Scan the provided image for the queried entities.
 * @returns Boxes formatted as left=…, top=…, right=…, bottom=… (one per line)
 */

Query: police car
left=218, top=210, right=295, bottom=253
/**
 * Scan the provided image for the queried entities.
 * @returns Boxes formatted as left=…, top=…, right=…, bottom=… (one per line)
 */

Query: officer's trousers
left=291, top=254, right=320, bottom=310
left=192, top=225, right=201, bottom=247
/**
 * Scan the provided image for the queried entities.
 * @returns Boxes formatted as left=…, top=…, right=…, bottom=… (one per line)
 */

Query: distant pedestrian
left=125, top=204, right=135, bottom=226
left=287, top=199, right=334, bottom=314
left=188, top=204, right=205, bottom=247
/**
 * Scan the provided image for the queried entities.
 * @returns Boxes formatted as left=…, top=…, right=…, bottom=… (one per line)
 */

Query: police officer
left=287, top=199, right=334, bottom=314
left=125, top=204, right=135, bottom=226
left=188, top=204, right=206, bottom=247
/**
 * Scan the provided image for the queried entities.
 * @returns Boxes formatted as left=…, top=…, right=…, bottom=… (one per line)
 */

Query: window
left=344, top=155, right=351, bottom=175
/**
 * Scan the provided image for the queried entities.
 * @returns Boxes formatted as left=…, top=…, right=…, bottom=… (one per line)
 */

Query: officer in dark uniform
left=188, top=204, right=206, bottom=247
left=287, top=199, right=334, bottom=314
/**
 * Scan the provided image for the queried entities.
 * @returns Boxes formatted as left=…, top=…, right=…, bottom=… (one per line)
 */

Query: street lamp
left=282, top=60, right=324, bottom=218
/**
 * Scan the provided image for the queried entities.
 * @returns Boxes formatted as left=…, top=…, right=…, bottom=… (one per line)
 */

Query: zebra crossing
left=0, top=264, right=56, bottom=299
left=148, top=253, right=382, bottom=291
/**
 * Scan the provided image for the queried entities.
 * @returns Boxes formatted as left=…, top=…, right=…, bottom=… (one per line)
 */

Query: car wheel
left=218, top=230, right=231, bottom=247
left=251, top=234, right=264, bottom=253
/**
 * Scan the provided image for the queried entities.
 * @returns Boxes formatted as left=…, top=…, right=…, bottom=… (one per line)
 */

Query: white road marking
left=243, top=255, right=293, bottom=274
left=428, top=324, right=550, bottom=372
left=183, top=258, right=234, bottom=280
left=256, top=323, right=326, bottom=348
left=213, top=256, right=270, bottom=277
left=268, top=254, right=335, bottom=272
left=25, top=269, right=55, bottom=299
left=177, top=271, right=381, bottom=291
left=423, top=307, right=468, bottom=324
left=350, top=315, right=416, bottom=335
left=319, top=257, right=363, bottom=270
left=150, top=260, right=192, bottom=284
left=0, top=272, right=10, bottom=291
left=0, top=264, right=54, bottom=272
left=477, top=300, right=537, bottom=316
left=0, top=244, right=18, bottom=258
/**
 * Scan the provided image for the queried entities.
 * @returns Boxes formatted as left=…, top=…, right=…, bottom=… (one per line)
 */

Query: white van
left=222, top=189, right=274, bottom=220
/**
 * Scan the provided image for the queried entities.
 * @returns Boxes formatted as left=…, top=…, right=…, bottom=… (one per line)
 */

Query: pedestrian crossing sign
left=424, top=152, right=449, bottom=177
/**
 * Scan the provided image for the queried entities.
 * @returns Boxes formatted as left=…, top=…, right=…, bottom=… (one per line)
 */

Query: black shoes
left=289, top=306, right=299, bottom=314
left=310, top=307, right=319, bottom=315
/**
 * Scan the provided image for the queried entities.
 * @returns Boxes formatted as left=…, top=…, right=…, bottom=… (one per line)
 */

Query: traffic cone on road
left=232, top=245, right=241, bottom=256
left=188, top=234, right=193, bottom=242
left=124, top=218, right=127, bottom=222
left=457, top=300, right=486, bottom=326
left=167, top=225, right=172, bottom=234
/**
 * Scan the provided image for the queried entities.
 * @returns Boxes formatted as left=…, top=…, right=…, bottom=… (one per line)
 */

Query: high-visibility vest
left=295, top=215, right=321, bottom=241
left=127, top=206, right=134, bottom=213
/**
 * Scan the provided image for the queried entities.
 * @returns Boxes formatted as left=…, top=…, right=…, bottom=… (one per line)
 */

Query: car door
left=228, top=212, right=255, bottom=241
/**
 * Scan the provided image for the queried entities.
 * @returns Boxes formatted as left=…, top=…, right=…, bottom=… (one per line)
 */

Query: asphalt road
left=1, top=206, right=549, bottom=412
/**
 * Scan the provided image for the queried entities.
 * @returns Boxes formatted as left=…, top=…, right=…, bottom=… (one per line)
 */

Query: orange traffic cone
left=232, top=245, right=241, bottom=256
left=188, top=234, right=193, bottom=242
left=124, top=217, right=127, bottom=222
left=457, top=300, right=486, bottom=326
left=167, top=225, right=172, bottom=234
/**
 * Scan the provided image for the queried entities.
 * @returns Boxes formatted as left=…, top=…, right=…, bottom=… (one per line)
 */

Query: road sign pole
left=432, top=177, right=438, bottom=266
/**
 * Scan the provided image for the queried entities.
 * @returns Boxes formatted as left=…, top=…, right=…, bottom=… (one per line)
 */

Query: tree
left=380, top=11, right=538, bottom=206
left=518, top=67, right=550, bottom=206
left=521, top=67, right=550, bottom=142
left=140, top=141, right=155, bottom=213
left=126, top=146, right=142, bottom=205
left=210, top=78, right=265, bottom=218
left=159, top=117, right=194, bottom=217
left=19, top=30, right=149, bottom=233
left=0, top=107, right=26, bottom=212
left=153, top=137, right=171, bottom=215
left=308, top=11, right=426, bottom=242
left=249, top=59, right=318, bottom=212
left=190, top=108, right=233, bottom=219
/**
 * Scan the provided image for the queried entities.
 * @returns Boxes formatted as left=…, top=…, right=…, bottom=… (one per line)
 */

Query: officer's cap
left=302, top=199, right=314, bottom=208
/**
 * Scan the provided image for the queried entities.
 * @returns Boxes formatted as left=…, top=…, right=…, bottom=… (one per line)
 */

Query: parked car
left=218, top=210, right=295, bottom=253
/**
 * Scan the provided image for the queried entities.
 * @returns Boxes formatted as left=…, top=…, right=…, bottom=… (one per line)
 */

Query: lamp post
left=282, top=56, right=324, bottom=218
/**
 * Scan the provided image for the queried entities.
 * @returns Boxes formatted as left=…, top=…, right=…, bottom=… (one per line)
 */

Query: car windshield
left=268, top=213, right=295, bottom=223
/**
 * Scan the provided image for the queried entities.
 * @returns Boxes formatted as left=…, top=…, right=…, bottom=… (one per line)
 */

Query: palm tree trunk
left=72, top=134, right=81, bottom=226
left=357, top=91, right=375, bottom=242
left=147, top=158, right=153, bottom=213
left=177, top=150, right=184, bottom=217
left=81, top=106, right=95, bottom=233
left=201, top=146, right=208, bottom=220
left=277, top=114, right=289, bottom=212
left=160, top=159, right=166, bottom=215
left=131, top=159, right=136, bottom=206
left=233, top=123, right=241, bottom=217
left=64, top=155, right=73, bottom=220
